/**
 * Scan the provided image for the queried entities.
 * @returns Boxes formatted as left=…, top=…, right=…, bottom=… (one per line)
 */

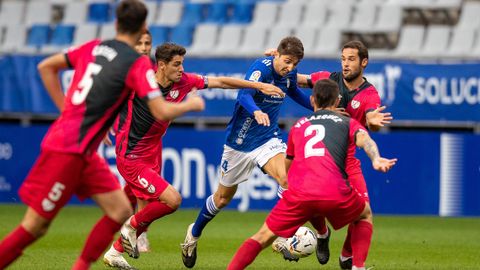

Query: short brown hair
left=277, top=36, right=304, bottom=60
left=116, top=0, right=148, bottom=34
left=312, top=79, right=340, bottom=108
left=342, top=40, right=369, bottom=61
left=155, top=43, right=186, bottom=63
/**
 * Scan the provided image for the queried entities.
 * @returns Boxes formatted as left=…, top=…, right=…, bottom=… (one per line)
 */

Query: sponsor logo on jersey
left=249, top=70, right=262, bottom=82
left=170, top=90, right=179, bottom=99
left=351, top=100, right=361, bottom=109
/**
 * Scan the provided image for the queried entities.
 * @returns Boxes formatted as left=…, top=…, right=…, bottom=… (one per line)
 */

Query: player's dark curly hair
left=342, top=40, right=369, bottom=61
left=155, top=43, right=186, bottom=63
left=313, top=79, right=340, bottom=108
left=116, top=0, right=148, bottom=34
left=277, top=36, right=304, bottom=60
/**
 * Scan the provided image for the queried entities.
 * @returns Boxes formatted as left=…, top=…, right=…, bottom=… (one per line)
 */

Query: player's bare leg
left=182, top=184, right=238, bottom=268
left=261, top=153, right=288, bottom=189
left=227, top=223, right=278, bottom=270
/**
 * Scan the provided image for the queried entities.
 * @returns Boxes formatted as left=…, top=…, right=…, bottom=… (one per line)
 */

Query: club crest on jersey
left=249, top=71, right=261, bottom=82
left=351, top=100, right=361, bottom=109
left=170, top=90, right=179, bottom=99
left=286, top=78, right=290, bottom=88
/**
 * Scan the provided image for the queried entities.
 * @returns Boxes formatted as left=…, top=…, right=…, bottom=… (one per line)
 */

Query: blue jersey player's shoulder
left=245, top=56, right=274, bottom=82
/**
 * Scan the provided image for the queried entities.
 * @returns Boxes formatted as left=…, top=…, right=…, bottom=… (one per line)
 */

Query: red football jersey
left=115, top=72, right=207, bottom=162
left=41, top=39, right=160, bottom=154
left=286, top=110, right=366, bottom=200
left=309, top=71, right=381, bottom=176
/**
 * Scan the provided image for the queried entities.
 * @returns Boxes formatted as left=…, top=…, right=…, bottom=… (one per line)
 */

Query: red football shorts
left=348, top=171, right=369, bottom=202
left=116, top=156, right=169, bottom=201
left=19, top=150, right=121, bottom=220
left=266, top=189, right=366, bottom=238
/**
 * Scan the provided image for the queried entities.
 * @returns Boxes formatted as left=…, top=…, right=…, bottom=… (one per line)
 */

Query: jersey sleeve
left=64, top=39, right=98, bottom=68
left=307, top=71, right=331, bottom=88
left=126, top=56, right=161, bottom=100
left=362, top=88, right=381, bottom=113
left=185, top=72, right=208, bottom=90
left=286, top=125, right=297, bottom=159
left=349, top=118, right=368, bottom=144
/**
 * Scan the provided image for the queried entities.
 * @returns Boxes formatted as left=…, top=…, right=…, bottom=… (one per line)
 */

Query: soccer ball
left=282, top=226, right=317, bottom=258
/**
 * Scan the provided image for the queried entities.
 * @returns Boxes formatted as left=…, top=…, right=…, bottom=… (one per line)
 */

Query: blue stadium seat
left=205, top=2, right=229, bottom=24
left=50, top=25, right=75, bottom=46
left=230, top=2, right=254, bottom=24
left=149, top=25, right=170, bottom=47
left=180, top=3, right=205, bottom=27
left=88, top=3, right=112, bottom=23
left=27, top=25, right=51, bottom=48
left=170, top=25, right=194, bottom=47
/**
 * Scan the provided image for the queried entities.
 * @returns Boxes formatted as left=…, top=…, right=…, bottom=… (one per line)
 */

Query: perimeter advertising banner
left=0, top=124, right=479, bottom=216
left=1, top=55, right=479, bottom=122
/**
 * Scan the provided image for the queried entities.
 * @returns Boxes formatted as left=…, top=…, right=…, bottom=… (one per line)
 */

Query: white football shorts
left=219, top=137, right=286, bottom=187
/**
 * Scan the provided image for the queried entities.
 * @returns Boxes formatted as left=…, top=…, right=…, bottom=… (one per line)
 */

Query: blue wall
left=0, top=124, right=478, bottom=216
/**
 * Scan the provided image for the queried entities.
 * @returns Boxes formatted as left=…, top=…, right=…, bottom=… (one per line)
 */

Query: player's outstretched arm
left=208, top=76, right=285, bottom=97
left=38, top=53, right=70, bottom=112
left=355, top=130, right=397, bottom=173
left=297, top=73, right=310, bottom=88
left=148, top=90, right=205, bottom=121
left=366, top=106, right=393, bottom=132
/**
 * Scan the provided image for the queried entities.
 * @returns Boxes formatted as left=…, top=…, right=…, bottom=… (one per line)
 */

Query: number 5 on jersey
left=72, top=63, right=102, bottom=105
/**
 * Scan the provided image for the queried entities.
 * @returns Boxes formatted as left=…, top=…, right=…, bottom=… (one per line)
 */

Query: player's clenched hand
left=185, top=89, right=205, bottom=111
left=372, top=157, right=397, bottom=173
left=367, top=106, right=393, bottom=128
left=264, top=48, right=277, bottom=56
left=254, top=110, right=270, bottom=126
left=335, top=107, right=350, bottom=117
left=257, top=83, right=285, bottom=97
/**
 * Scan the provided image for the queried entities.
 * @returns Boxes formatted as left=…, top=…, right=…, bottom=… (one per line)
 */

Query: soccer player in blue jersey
left=181, top=36, right=313, bottom=268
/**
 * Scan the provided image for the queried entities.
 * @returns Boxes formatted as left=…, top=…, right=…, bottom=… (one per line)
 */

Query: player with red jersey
left=267, top=41, right=393, bottom=268
left=102, top=42, right=284, bottom=269
left=298, top=41, right=393, bottom=269
left=0, top=1, right=204, bottom=269
left=227, top=79, right=396, bottom=270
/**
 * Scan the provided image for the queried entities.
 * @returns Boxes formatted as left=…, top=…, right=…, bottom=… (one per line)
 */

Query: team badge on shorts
left=147, top=184, right=156, bottom=194
left=42, top=198, right=55, bottom=212
left=170, top=90, right=179, bottom=99
left=351, top=100, right=360, bottom=109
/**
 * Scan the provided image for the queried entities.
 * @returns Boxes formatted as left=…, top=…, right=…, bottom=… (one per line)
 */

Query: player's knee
left=167, top=193, right=182, bottom=210
left=358, top=203, right=373, bottom=222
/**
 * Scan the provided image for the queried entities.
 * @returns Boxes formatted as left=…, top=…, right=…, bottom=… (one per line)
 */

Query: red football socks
left=0, top=225, right=36, bottom=268
left=227, top=238, right=263, bottom=270
left=351, top=220, right=373, bottom=268
left=74, top=215, right=122, bottom=269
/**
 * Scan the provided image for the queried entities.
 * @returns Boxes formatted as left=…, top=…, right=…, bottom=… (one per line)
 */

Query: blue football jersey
left=225, top=56, right=300, bottom=152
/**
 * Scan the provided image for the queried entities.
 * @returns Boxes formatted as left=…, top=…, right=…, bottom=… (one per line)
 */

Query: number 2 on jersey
left=304, top=125, right=326, bottom=158
left=71, top=63, right=102, bottom=105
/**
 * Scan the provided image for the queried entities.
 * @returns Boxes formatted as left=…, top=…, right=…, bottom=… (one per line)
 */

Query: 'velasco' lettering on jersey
left=295, top=114, right=343, bottom=128
left=92, top=45, right=117, bottom=61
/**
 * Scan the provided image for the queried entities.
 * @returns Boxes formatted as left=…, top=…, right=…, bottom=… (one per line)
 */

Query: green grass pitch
left=0, top=204, right=479, bottom=269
